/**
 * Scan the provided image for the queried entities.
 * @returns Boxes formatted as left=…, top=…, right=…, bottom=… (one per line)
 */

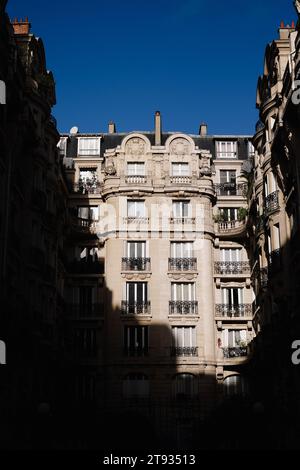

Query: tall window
left=79, top=168, right=97, bottom=182
left=219, top=208, right=239, bottom=221
left=126, top=282, right=148, bottom=304
left=78, top=206, right=99, bottom=220
left=74, top=328, right=97, bottom=357
left=172, top=163, right=190, bottom=176
left=79, top=286, right=93, bottom=316
left=124, top=326, right=148, bottom=356
left=219, top=170, right=237, bottom=195
left=123, top=373, right=149, bottom=398
left=222, top=287, right=244, bottom=305
left=172, top=201, right=190, bottom=218
left=127, top=162, right=145, bottom=176
left=223, top=375, right=248, bottom=397
left=172, top=326, right=197, bottom=355
left=127, top=200, right=145, bottom=217
left=78, top=137, right=100, bottom=156
left=127, top=241, right=146, bottom=258
left=173, top=373, right=196, bottom=399
left=216, top=141, right=237, bottom=158
left=171, top=242, right=193, bottom=258
left=171, top=283, right=195, bottom=301
left=221, top=249, right=241, bottom=262
left=222, top=329, right=247, bottom=348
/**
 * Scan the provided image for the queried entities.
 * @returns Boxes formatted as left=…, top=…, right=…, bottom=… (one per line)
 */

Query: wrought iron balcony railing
left=121, top=301, right=151, bottom=315
left=169, top=301, right=198, bottom=315
left=67, top=259, right=104, bottom=274
left=67, top=303, right=102, bottom=318
left=222, top=347, right=248, bottom=358
left=168, top=258, right=197, bottom=271
left=215, top=304, right=253, bottom=318
left=214, top=261, right=250, bottom=275
left=124, top=348, right=148, bottom=357
left=214, top=183, right=248, bottom=197
left=170, top=347, right=198, bottom=357
left=122, top=257, right=151, bottom=271
left=126, top=175, right=147, bottom=184
left=264, top=191, right=279, bottom=215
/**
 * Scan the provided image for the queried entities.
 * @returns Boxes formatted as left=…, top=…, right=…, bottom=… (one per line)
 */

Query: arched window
left=223, top=375, right=249, bottom=397
left=173, top=373, right=196, bottom=399
left=123, top=373, right=149, bottom=398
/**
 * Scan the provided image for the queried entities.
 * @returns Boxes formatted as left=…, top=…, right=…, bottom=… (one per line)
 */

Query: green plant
left=237, top=207, right=248, bottom=222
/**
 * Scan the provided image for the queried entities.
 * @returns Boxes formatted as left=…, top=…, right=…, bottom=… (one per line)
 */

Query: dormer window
left=216, top=141, right=237, bottom=158
left=78, top=137, right=100, bottom=156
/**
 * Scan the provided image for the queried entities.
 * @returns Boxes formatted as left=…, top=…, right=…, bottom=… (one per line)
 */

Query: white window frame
left=127, top=162, right=145, bottom=176
left=172, top=326, right=196, bottom=348
left=171, top=242, right=193, bottom=258
left=221, top=248, right=241, bottom=262
left=78, top=137, right=101, bottom=156
left=127, top=200, right=146, bottom=217
left=171, top=163, right=190, bottom=176
left=171, top=283, right=195, bottom=301
left=216, top=141, right=237, bottom=158
left=172, top=201, right=191, bottom=218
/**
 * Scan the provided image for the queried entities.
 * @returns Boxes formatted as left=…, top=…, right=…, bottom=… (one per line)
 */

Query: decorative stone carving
left=199, top=151, right=212, bottom=176
left=169, top=138, right=191, bottom=156
left=295, top=1, right=300, bottom=15
left=104, top=164, right=116, bottom=175
left=125, top=137, right=146, bottom=156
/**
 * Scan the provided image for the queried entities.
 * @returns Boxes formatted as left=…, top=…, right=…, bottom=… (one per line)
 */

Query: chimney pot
left=280, top=20, right=285, bottom=28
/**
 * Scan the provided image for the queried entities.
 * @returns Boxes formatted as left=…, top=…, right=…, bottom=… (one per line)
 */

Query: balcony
left=67, top=303, right=102, bottom=319
left=217, top=220, right=247, bottom=236
left=215, top=304, right=253, bottom=318
left=169, top=217, right=196, bottom=225
left=214, top=261, right=250, bottom=275
left=170, top=347, right=198, bottom=357
left=123, top=217, right=150, bottom=225
left=222, top=347, right=248, bottom=358
left=121, top=301, right=151, bottom=315
left=168, top=258, right=197, bottom=271
left=72, top=217, right=98, bottom=234
left=125, top=175, right=147, bottom=184
left=264, top=191, right=279, bottom=216
left=169, top=176, right=192, bottom=185
left=214, top=183, right=248, bottom=197
left=67, top=259, right=104, bottom=274
left=169, top=301, right=198, bottom=315
left=73, top=180, right=102, bottom=194
left=122, top=257, right=151, bottom=271
left=124, top=348, right=148, bottom=357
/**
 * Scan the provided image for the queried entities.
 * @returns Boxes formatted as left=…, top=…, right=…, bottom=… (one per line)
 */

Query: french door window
left=172, top=201, right=190, bottom=218
left=172, top=163, right=190, bottom=176
left=171, top=326, right=197, bottom=356
left=127, top=162, right=145, bottom=176
left=127, top=200, right=145, bottom=218
left=216, top=141, right=237, bottom=158
left=124, top=326, right=148, bottom=356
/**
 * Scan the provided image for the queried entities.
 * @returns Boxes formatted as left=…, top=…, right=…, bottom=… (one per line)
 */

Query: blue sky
left=7, top=0, right=296, bottom=135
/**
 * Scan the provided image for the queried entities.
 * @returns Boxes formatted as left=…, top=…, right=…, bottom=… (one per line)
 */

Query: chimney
left=155, top=111, right=162, bottom=146
left=11, top=17, right=31, bottom=35
left=108, top=121, right=116, bottom=134
left=279, top=20, right=296, bottom=39
left=199, top=123, right=208, bottom=136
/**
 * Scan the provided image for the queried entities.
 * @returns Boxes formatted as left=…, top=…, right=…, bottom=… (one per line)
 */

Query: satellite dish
left=70, top=126, right=79, bottom=135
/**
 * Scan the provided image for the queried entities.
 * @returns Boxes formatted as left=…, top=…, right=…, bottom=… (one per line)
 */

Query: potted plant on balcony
left=237, top=207, right=248, bottom=222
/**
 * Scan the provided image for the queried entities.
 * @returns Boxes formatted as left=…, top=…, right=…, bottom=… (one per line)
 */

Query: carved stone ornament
left=104, top=164, right=116, bottom=175
left=295, top=1, right=300, bottom=15
left=169, top=138, right=191, bottom=156
left=125, top=138, right=146, bottom=156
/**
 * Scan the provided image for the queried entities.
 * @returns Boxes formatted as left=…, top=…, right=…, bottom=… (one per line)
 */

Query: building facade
left=0, top=4, right=69, bottom=448
left=248, top=7, right=300, bottom=447
left=60, top=114, right=254, bottom=446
